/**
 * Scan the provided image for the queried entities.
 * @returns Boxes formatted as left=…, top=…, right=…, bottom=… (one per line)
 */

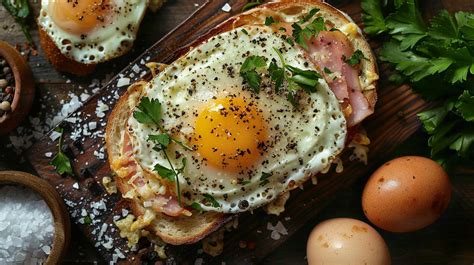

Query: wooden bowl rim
left=0, top=41, right=35, bottom=133
left=0, top=170, right=70, bottom=265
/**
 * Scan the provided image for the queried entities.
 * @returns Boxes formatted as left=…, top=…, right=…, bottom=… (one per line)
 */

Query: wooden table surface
left=0, top=0, right=473, bottom=264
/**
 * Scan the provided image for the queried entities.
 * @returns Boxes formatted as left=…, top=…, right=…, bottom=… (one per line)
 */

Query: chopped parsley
left=343, top=50, right=367, bottom=66
left=190, top=202, right=204, bottom=212
left=203, top=194, right=220, bottom=208
left=241, top=28, right=249, bottom=35
left=259, top=172, right=272, bottom=186
left=51, top=127, right=73, bottom=176
left=133, top=97, right=191, bottom=206
left=241, top=0, right=262, bottom=12
left=265, top=16, right=276, bottom=26
left=83, top=215, right=92, bottom=225
left=361, top=0, right=474, bottom=168
left=240, top=55, right=267, bottom=92
left=300, top=8, right=320, bottom=23
left=292, top=16, right=326, bottom=49
left=324, top=67, right=333, bottom=74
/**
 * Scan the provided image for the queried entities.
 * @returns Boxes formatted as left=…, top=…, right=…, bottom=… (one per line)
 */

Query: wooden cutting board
left=26, top=0, right=432, bottom=264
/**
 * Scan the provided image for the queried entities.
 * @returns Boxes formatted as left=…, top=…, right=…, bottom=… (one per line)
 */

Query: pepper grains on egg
left=0, top=57, right=15, bottom=119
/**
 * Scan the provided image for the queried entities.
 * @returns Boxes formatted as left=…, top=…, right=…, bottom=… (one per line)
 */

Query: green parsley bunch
left=362, top=0, right=474, bottom=168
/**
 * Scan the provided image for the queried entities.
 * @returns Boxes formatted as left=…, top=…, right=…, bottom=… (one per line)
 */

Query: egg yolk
left=194, top=97, right=267, bottom=172
left=49, top=0, right=111, bottom=34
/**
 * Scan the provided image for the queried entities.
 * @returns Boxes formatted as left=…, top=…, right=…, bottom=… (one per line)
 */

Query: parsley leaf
left=259, top=172, right=272, bottom=186
left=203, top=194, right=220, bottom=208
left=300, top=8, right=320, bottom=23
left=265, top=16, right=276, bottom=26
left=268, top=61, right=285, bottom=92
left=190, top=202, right=203, bottom=212
left=52, top=152, right=73, bottom=176
left=154, top=163, right=175, bottom=181
left=133, top=97, right=163, bottom=126
left=361, top=0, right=388, bottom=35
left=242, top=0, right=261, bottom=12
left=240, top=55, right=267, bottom=92
left=455, top=91, right=474, bottom=122
left=148, top=133, right=170, bottom=147
left=343, top=50, right=368, bottom=66
left=51, top=127, right=73, bottom=176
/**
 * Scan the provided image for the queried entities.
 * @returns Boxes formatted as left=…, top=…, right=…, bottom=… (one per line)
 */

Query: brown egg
left=306, top=218, right=391, bottom=265
left=362, top=156, right=451, bottom=233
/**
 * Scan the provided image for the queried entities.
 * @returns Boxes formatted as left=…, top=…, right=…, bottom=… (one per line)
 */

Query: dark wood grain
left=0, top=0, right=470, bottom=264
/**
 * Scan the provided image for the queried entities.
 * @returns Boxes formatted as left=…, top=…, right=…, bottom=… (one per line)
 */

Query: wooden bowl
left=0, top=171, right=70, bottom=265
left=0, top=41, right=35, bottom=135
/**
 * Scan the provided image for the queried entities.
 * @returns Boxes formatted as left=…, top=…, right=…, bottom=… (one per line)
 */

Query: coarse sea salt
left=0, top=185, right=54, bottom=265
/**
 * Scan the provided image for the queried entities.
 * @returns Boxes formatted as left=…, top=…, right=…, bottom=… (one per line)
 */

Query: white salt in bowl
left=0, top=171, right=70, bottom=265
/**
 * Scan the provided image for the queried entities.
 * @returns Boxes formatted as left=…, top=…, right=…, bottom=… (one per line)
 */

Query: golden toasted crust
left=38, top=24, right=96, bottom=76
left=105, top=81, right=230, bottom=245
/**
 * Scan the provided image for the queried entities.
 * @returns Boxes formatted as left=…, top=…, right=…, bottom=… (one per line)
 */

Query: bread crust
left=105, top=81, right=230, bottom=245
left=38, top=26, right=96, bottom=76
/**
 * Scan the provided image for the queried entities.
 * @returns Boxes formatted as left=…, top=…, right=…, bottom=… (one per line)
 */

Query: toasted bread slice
left=38, top=26, right=97, bottom=76
left=106, top=0, right=378, bottom=246
left=105, top=79, right=230, bottom=245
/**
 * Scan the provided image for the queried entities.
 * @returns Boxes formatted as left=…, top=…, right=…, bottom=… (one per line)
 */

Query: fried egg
left=38, top=0, right=148, bottom=64
left=127, top=25, right=347, bottom=213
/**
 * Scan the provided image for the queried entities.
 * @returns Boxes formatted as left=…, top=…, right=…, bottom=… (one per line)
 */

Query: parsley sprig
left=51, top=127, right=74, bottom=176
left=2, top=0, right=33, bottom=45
left=239, top=49, right=321, bottom=108
left=361, top=0, right=474, bottom=168
left=133, top=97, right=191, bottom=205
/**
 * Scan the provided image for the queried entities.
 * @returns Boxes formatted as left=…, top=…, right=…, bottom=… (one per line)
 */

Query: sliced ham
left=306, top=30, right=372, bottom=126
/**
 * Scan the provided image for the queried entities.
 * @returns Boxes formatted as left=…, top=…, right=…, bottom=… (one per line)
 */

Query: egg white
left=38, top=0, right=148, bottom=64
left=127, top=25, right=347, bottom=213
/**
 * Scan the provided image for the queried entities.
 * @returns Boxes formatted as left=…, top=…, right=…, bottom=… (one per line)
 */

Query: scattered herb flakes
left=265, top=16, right=276, bottom=26
left=84, top=215, right=92, bottom=225
left=241, top=180, right=251, bottom=185
left=300, top=8, right=320, bottom=23
left=203, top=194, right=220, bottom=208
left=324, top=67, right=333, bottom=74
left=268, top=61, right=285, bottom=92
left=259, top=172, right=272, bottom=186
left=153, top=164, right=175, bottom=182
left=51, top=127, right=73, bottom=176
left=190, top=202, right=204, bottom=212
left=343, top=50, right=367, bottom=66
left=241, top=0, right=262, bottom=12
left=241, top=28, right=249, bottom=35
left=240, top=55, right=267, bottom=92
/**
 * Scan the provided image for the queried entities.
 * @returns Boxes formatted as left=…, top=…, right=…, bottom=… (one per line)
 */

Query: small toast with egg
left=37, top=0, right=165, bottom=76
left=106, top=0, right=378, bottom=250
